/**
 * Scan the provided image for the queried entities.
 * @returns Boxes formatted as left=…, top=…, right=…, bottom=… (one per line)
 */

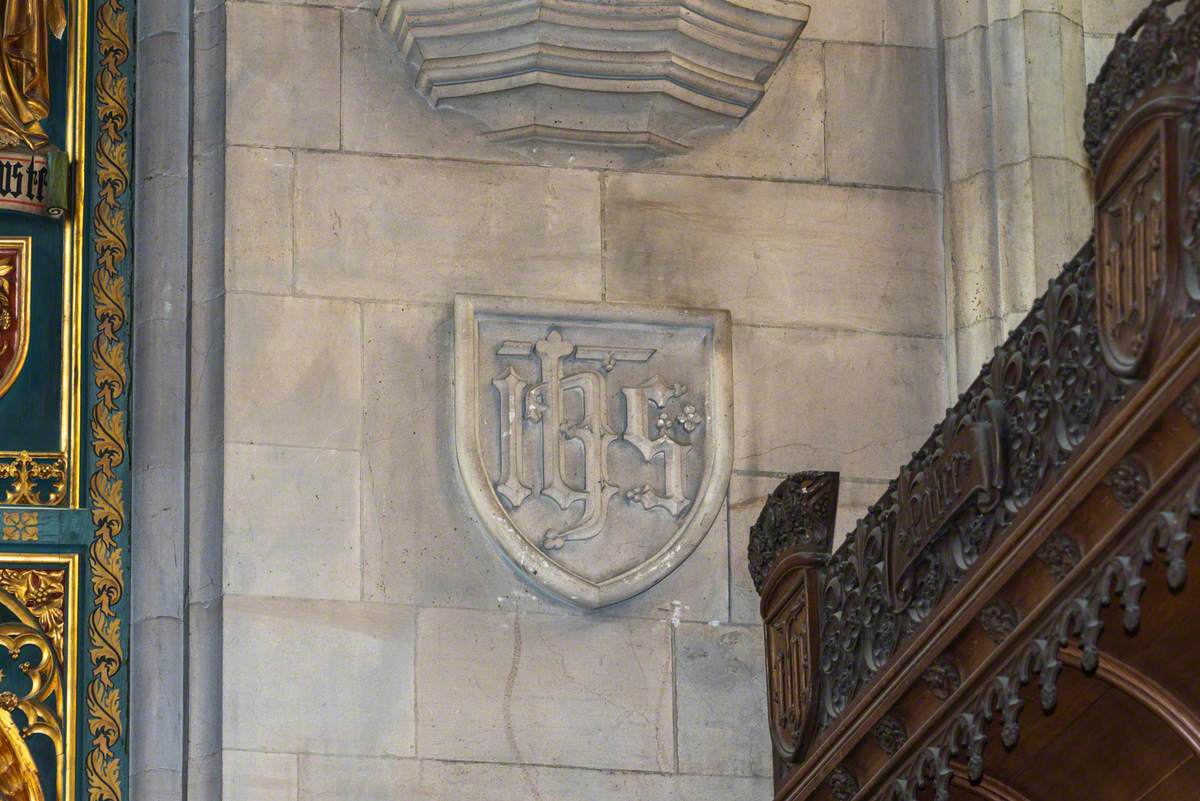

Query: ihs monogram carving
left=1097, top=139, right=1166, bottom=377
left=491, top=330, right=698, bottom=550
left=455, top=296, right=733, bottom=609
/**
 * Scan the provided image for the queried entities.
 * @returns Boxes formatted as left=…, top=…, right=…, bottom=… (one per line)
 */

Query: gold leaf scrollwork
left=87, top=0, right=130, bottom=796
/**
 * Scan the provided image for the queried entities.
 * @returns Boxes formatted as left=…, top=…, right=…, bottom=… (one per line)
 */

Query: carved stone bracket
left=376, top=0, right=812, bottom=158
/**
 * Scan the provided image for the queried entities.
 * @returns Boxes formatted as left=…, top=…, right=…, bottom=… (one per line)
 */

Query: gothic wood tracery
left=751, top=3, right=1200, bottom=799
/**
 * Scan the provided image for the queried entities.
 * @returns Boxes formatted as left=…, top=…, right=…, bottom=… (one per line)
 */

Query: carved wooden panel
left=764, top=570, right=819, bottom=764
left=1096, top=120, right=1173, bottom=376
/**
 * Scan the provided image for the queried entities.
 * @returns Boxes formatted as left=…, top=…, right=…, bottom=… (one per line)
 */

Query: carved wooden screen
left=0, top=0, right=134, bottom=798
left=750, top=3, right=1200, bottom=800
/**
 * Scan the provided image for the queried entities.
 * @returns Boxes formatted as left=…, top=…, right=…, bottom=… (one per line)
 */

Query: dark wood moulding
left=748, top=2, right=1200, bottom=799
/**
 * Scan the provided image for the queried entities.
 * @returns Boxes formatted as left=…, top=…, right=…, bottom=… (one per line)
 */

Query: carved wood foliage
left=1035, top=533, right=1083, bottom=582
left=920, top=657, right=962, bottom=702
left=887, top=465, right=1197, bottom=801
left=870, top=714, right=908, bottom=756
left=812, top=243, right=1124, bottom=730
left=748, top=471, right=839, bottom=594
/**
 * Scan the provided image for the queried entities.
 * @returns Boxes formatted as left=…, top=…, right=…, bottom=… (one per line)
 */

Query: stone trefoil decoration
left=456, top=295, right=733, bottom=608
left=377, top=0, right=812, bottom=158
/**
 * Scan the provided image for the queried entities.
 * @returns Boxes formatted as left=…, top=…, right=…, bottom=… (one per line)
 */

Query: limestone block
left=223, top=750, right=297, bottom=801
left=728, top=474, right=881, bottom=624
left=301, top=756, right=772, bottom=801
left=224, top=596, right=416, bottom=756
left=1083, top=0, right=1146, bottom=35
left=188, top=298, right=222, bottom=409
left=341, top=10, right=508, bottom=162
left=954, top=317, right=1004, bottom=391
left=360, top=303, right=729, bottom=620
left=945, top=28, right=994, bottom=182
left=941, top=0, right=987, bottom=40
left=375, top=0, right=811, bottom=157
left=676, top=623, right=771, bottom=777
left=188, top=448, right=222, bottom=605
left=415, top=608, right=674, bottom=772
left=1085, top=34, right=1117, bottom=83
left=885, top=0, right=937, bottom=47
left=949, top=171, right=1000, bottom=329
left=187, top=753, right=220, bottom=801
left=665, top=40, right=826, bottom=182
left=227, top=4, right=339, bottom=148
left=298, top=756, right=418, bottom=801
left=825, top=43, right=941, bottom=190
left=1025, top=0, right=1082, bottom=24
left=1030, top=157, right=1092, bottom=287
left=802, top=0, right=883, bottom=44
left=995, top=159, right=1039, bottom=317
left=225, top=293, right=361, bottom=449
left=604, top=173, right=944, bottom=337
left=187, top=598, right=222, bottom=760
left=1023, top=12, right=1088, bottom=165
left=130, top=616, right=184, bottom=772
left=226, top=147, right=293, bottom=295
left=732, top=325, right=947, bottom=479
left=293, top=152, right=601, bottom=303
left=988, top=16, right=1034, bottom=168
left=224, top=444, right=361, bottom=601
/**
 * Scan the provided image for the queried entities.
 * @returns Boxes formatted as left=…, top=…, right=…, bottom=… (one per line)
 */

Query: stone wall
left=208, top=1, right=949, bottom=799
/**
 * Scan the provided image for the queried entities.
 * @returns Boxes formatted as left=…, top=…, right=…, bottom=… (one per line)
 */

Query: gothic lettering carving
left=455, top=295, right=732, bottom=609
left=1096, top=133, right=1168, bottom=376
left=764, top=573, right=818, bottom=763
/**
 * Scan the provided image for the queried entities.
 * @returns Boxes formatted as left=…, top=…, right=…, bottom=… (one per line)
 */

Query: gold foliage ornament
left=0, top=707, right=44, bottom=801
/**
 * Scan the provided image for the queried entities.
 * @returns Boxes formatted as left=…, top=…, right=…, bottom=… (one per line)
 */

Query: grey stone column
left=131, top=0, right=193, bottom=797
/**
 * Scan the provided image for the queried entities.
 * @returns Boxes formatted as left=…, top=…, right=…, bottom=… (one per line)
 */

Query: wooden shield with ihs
left=762, top=557, right=822, bottom=764
left=0, top=238, right=30, bottom=400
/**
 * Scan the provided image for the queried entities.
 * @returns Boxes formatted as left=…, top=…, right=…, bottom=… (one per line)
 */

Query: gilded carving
left=87, top=0, right=131, bottom=794
left=0, top=0, right=66, bottom=151
left=0, top=453, right=66, bottom=507
left=0, top=513, right=37, bottom=542
left=0, top=569, right=64, bottom=660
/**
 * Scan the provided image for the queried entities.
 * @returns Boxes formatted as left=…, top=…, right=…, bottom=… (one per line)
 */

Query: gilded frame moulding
left=455, top=294, right=734, bottom=608
left=0, top=0, right=90, bottom=510
left=0, top=552, right=80, bottom=801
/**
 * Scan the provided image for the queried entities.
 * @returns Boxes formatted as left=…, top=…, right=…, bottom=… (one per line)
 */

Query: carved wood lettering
left=1097, top=128, right=1168, bottom=376
left=890, top=419, right=1002, bottom=598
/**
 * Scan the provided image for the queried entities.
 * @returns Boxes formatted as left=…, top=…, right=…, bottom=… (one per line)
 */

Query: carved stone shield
left=0, top=238, right=30, bottom=400
left=455, top=295, right=733, bottom=608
